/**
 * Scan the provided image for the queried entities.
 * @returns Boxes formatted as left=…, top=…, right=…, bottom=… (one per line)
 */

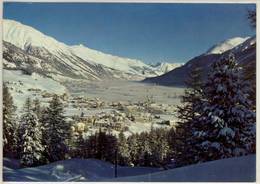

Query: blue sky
left=3, top=3, right=256, bottom=64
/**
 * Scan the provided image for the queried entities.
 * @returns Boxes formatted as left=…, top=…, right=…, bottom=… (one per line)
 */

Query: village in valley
left=67, top=94, right=178, bottom=137
left=4, top=71, right=182, bottom=140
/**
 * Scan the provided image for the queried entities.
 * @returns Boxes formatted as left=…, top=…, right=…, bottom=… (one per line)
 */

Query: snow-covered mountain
left=144, top=36, right=256, bottom=86
left=3, top=20, right=110, bottom=81
left=70, top=44, right=154, bottom=75
left=151, top=62, right=183, bottom=75
left=3, top=19, right=183, bottom=111
left=206, top=37, right=250, bottom=55
left=3, top=19, right=73, bottom=55
left=3, top=19, right=165, bottom=81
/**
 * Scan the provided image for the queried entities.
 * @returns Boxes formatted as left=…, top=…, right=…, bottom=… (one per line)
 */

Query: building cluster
left=68, top=95, right=178, bottom=137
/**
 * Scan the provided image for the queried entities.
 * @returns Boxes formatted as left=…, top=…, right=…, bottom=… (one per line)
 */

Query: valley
left=2, top=19, right=185, bottom=137
left=64, top=80, right=184, bottom=136
left=4, top=70, right=184, bottom=137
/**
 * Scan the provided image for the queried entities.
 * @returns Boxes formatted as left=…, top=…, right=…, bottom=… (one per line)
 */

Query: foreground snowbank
left=3, top=158, right=160, bottom=181
left=110, top=155, right=256, bottom=182
left=3, top=155, right=255, bottom=182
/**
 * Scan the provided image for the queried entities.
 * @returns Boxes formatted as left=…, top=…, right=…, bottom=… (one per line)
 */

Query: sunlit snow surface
left=3, top=69, right=67, bottom=112
left=3, top=157, right=160, bottom=181
left=3, top=155, right=255, bottom=182
left=206, top=37, right=250, bottom=55
left=110, top=155, right=256, bottom=182
left=66, top=80, right=184, bottom=104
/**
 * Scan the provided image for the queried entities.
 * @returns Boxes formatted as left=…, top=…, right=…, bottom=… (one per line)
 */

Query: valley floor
left=65, top=80, right=184, bottom=105
left=4, top=70, right=185, bottom=136
left=3, top=155, right=256, bottom=182
left=64, top=80, right=185, bottom=135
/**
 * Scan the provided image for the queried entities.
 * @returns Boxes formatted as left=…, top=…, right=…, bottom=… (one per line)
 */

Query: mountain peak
left=3, top=19, right=72, bottom=55
left=73, top=43, right=86, bottom=48
left=3, top=19, right=161, bottom=80
left=151, top=62, right=183, bottom=75
left=206, top=37, right=250, bottom=55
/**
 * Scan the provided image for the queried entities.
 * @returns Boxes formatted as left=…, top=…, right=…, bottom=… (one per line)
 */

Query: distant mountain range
left=3, top=19, right=255, bottom=87
left=143, top=36, right=256, bottom=86
left=3, top=19, right=180, bottom=82
left=149, top=62, right=183, bottom=76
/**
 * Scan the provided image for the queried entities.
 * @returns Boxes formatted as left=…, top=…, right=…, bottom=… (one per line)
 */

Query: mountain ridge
left=3, top=19, right=180, bottom=81
left=143, top=36, right=256, bottom=86
left=206, top=37, right=250, bottom=55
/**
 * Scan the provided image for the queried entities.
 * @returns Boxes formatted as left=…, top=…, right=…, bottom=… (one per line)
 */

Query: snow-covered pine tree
left=158, top=129, right=171, bottom=166
left=3, top=84, right=18, bottom=158
left=17, top=98, right=33, bottom=159
left=72, top=131, right=86, bottom=158
left=43, top=95, right=70, bottom=162
left=32, top=98, right=42, bottom=118
left=243, top=61, right=256, bottom=110
left=84, top=133, right=97, bottom=158
left=167, top=127, right=177, bottom=160
left=127, top=133, right=139, bottom=166
left=38, top=107, right=50, bottom=161
left=149, top=128, right=170, bottom=167
left=23, top=97, right=32, bottom=113
left=19, top=97, right=44, bottom=167
left=118, top=131, right=130, bottom=165
left=122, top=128, right=173, bottom=167
left=103, top=132, right=118, bottom=163
left=175, top=66, right=204, bottom=166
left=138, top=131, right=152, bottom=166
left=96, top=129, right=106, bottom=160
left=83, top=129, right=117, bottom=163
left=192, top=54, right=256, bottom=163
left=177, top=66, right=203, bottom=121
left=244, top=8, right=256, bottom=110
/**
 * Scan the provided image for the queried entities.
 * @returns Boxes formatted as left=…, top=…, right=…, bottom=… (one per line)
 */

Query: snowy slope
left=3, top=19, right=160, bottom=80
left=232, top=36, right=256, bottom=53
left=3, top=158, right=160, bottom=182
left=3, top=19, right=73, bottom=55
left=3, top=19, right=151, bottom=74
left=110, top=155, right=256, bottom=182
left=3, top=69, right=67, bottom=112
left=3, top=155, right=255, bottom=182
left=144, top=35, right=255, bottom=86
left=70, top=44, right=155, bottom=75
left=206, top=37, right=250, bottom=55
left=3, top=20, right=117, bottom=81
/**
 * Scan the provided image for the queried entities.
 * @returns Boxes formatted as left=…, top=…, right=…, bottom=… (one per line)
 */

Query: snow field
left=3, top=155, right=255, bottom=182
left=3, top=69, right=67, bottom=112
